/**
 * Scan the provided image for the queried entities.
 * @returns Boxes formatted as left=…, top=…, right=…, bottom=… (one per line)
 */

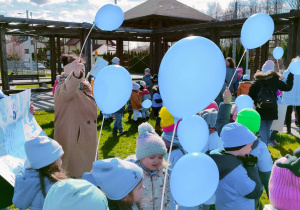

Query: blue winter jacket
left=13, top=168, right=54, bottom=210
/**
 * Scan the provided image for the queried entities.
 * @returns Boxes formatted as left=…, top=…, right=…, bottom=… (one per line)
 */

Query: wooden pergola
left=1, top=0, right=300, bottom=93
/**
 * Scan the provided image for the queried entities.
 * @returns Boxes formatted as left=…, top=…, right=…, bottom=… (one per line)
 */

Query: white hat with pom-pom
left=136, top=122, right=167, bottom=160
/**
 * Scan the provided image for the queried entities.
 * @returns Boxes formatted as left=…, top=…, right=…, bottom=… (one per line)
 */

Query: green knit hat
left=236, top=108, right=261, bottom=133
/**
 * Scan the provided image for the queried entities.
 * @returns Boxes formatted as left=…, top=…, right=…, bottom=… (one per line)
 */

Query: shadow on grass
left=101, top=135, right=120, bottom=158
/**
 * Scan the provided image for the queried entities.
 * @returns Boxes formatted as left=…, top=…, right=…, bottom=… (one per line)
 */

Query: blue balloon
left=158, top=36, right=226, bottom=119
left=93, top=65, right=132, bottom=114
left=289, top=60, right=300, bottom=75
left=177, top=115, right=209, bottom=153
left=235, top=95, right=254, bottom=113
left=170, top=153, right=219, bottom=207
left=142, top=99, right=152, bottom=109
left=94, top=4, right=124, bottom=31
left=273, top=47, right=284, bottom=60
left=241, top=13, right=274, bottom=49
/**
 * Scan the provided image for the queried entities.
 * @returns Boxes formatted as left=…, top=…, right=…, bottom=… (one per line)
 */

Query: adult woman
left=54, top=54, right=98, bottom=178
left=249, top=60, right=294, bottom=146
left=215, top=57, right=238, bottom=105
left=282, top=56, right=300, bottom=134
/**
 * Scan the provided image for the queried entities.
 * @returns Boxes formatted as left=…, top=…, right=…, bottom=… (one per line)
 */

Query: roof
left=65, top=38, right=80, bottom=46
left=124, top=0, right=214, bottom=22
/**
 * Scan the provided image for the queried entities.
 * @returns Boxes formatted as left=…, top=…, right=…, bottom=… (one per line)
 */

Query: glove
left=238, top=154, right=258, bottom=167
left=276, top=154, right=300, bottom=177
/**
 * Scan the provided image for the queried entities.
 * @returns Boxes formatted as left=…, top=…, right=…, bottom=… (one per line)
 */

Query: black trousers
left=285, top=105, right=300, bottom=131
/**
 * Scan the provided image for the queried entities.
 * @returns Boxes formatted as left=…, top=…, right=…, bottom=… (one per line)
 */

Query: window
left=24, top=49, right=29, bottom=54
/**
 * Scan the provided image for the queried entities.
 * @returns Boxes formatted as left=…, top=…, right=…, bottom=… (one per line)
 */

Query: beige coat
left=54, top=73, right=98, bottom=178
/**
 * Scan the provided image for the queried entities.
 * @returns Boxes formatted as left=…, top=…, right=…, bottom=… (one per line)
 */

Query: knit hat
left=220, top=123, right=257, bottom=148
left=136, top=122, right=167, bottom=160
left=242, top=75, right=250, bottom=81
left=145, top=68, right=150, bottom=73
left=203, top=101, right=218, bottom=111
left=269, top=148, right=300, bottom=210
left=160, top=106, right=175, bottom=128
left=25, top=136, right=64, bottom=169
left=262, top=60, right=275, bottom=72
left=140, top=81, right=146, bottom=88
left=111, top=57, right=120, bottom=64
left=85, top=158, right=143, bottom=200
left=236, top=108, right=261, bottom=133
left=199, top=108, right=218, bottom=128
left=237, top=68, right=243, bottom=73
left=43, top=179, right=109, bottom=210
left=132, top=82, right=140, bottom=91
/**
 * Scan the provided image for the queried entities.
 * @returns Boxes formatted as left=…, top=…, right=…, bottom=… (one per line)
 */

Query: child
left=43, top=179, right=109, bottom=210
left=142, top=68, right=152, bottom=92
left=140, top=81, right=151, bottom=121
left=237, top=75, right=253, bottom=96
left=264, top=147, right=300, bottom=210
left=217, top=87, right=273, bottom=198
left=149, top=74, right=158, bottom=96
left=209, top=123, right=263, bottom=210
left=13, top=136, right=67, bottom=210
left=233, top=68, right=244, bottom=97
left=113, top=105, right=127, bottom=136
left=131, top=82, right=142, bottom=124
left=152, top=85, right=163, bottom=130
left=126, top=98, right=133, bottom=121
left=126, top=122, right=170, bottom=209
left=52, top=75, right=60, bottom=96
left=82, top=158, right=144, bottom=210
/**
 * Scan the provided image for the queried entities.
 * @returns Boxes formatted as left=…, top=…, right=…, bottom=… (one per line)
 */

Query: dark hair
left=61, top=54, right=85, bottom=66
left=38, top=161, right=68, bottom=198
left=226, top=57, right=235, bottom=68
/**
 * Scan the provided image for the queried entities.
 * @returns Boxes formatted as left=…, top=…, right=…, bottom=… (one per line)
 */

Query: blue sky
left=0, top=0, right=234, bottom=24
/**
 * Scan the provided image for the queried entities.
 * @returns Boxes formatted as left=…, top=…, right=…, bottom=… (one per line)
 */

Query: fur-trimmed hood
left=254, top=70, right=280, bottom=81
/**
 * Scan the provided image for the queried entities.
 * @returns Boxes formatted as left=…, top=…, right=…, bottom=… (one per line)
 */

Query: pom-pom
left=138, top=122, right=154, bottom=135
left=159, top=107, right=174, bottom=127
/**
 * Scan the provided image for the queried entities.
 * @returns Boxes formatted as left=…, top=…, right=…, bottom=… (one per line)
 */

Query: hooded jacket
left=13, top=168, right=53, bottom=210
left=248, top=71, right=294, bottom=120
left=237, top=81, right=253, bottom=96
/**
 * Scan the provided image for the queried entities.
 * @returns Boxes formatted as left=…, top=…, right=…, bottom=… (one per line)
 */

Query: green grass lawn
left=9, top=110, right=300, bottom=210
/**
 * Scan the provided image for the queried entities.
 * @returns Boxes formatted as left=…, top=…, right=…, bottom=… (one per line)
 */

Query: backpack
left=256, top=83, right=277, bottom=111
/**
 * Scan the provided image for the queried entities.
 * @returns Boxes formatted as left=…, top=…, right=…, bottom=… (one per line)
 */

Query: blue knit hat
left=25, top=136, right=64, bottom=169
left=220, top=123, right=257, bottom=148
left=242, top=75, right=250, bottom=81
left=43, top=179, right=108, bottom=210
left=145, top=68, right=150, bottom=73
left=87, top=158, right=143, bottom=200
left=111, top=57, right=120, bottom=64
left=136, top=122, right=167, bottom=160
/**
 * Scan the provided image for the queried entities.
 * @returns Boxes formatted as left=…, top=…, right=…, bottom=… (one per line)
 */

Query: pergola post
left=254, top=48, right=260, bottom=72
left=0, top=25, right=9, bottom=91
left=210, top=29, right=220, bottom=47
left=83, top=29, right=92, bottom=76
left=50, top=36, right=56, bottom=86
left=154, top=36, right=163, bottom=74
left=116, top=38, right=124, bottom=65
left=287, top=18, right=298, bottom=65
left=57, top=36, right=62, bottom=74
left=150, top=37, right=154, bottom=72
left=261, top=41, right=269, bottom=68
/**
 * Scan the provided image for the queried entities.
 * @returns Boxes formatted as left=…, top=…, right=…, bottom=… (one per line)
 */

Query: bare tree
left=286, top=0, right=300, bottom=9
left=206, top=1, right=224, bottom=20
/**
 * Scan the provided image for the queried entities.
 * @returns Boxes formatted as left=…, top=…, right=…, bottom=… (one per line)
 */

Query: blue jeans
left=113, top=112, right=123, bottom=133
left=259, top=120, right=273, bottom=145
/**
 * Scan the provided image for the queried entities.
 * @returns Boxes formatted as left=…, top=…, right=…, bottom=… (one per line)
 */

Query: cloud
left=30, top=0, right=76, bottom=5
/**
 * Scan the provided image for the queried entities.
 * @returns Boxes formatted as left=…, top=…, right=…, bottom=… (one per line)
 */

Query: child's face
left=131, top=180, right=145, bottom=204
left=140, top=154, right=164, bottom=172
left=238, top=142, right=253, bottom=156
left=145, top=71, right=149, bottom=75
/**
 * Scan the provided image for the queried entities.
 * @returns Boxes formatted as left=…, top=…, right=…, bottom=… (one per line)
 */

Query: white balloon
left=142, top=99, right=152, bottom=109
left=170, top=153, right=219, bottom=207
left=241, top=13, right=274, bottom=49
left=273, top=46, right=284, bottom=60
left=158, top=36, right=226, bottom=119
left=177, top=115, right=209, bottom=153
left=235, top=95, right=254, bottom=113
left=93, top=65, right=132, bottom=114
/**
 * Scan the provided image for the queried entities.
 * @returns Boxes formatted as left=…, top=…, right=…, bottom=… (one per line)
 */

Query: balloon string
left=228, top=49, right=247, bottom=88
left=175, top=204, right=179, bottom=210
left=96, top=115, right=105, bottom=160
left=160, top=120, right=177, bottom=210
left=277, top=60, right=280, bottom=72
left=79, top=22, right=95, bottom=62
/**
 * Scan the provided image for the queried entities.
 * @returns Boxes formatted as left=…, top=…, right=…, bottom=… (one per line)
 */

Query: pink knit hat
left=269, top=154, right=300, bottom=210
left=237, top=68, right=243, bottom=73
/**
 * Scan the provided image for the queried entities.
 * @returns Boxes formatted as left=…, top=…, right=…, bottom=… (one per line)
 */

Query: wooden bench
left=8, top=74, right=39, bottom=81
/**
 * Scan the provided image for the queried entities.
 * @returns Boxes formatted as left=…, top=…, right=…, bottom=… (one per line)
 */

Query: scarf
left=58, top=74, right=93, bottom=96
